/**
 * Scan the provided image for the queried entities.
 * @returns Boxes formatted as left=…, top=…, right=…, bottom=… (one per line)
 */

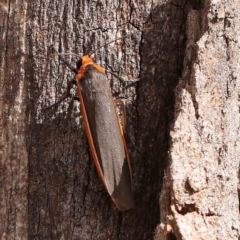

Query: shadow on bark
left=132, top=3, right=187, bottom=239
left=26, top=1, right=197, bottom=240
left=157, top=1, right=209, bottom=239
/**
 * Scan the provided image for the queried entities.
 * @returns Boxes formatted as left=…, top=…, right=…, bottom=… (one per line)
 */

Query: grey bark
left=155, top=1, right=240, bottom=240
left=1, top=0, right=239, bottom=240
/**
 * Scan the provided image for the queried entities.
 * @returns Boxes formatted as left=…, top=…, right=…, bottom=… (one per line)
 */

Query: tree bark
left=155, top=1, right=240, bottom=240
left=1, top=0, right=239, bottom=239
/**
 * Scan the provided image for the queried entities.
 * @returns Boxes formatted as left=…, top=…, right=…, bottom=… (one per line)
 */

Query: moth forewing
left=76, top=64, right=134, bottom=211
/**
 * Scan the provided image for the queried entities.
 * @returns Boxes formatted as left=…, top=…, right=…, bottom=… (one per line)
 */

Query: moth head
left=76, top=55, right=94, bottom=70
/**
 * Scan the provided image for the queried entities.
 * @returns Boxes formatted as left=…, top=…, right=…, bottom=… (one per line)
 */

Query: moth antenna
left=89, top=34, right=130, bottom=56
left=51, top=53, right=80, bottom=58
left=50, top=48, right=78, bottom=74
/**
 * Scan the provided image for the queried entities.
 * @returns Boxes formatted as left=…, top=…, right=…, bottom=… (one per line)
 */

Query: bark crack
left=175, top=203, right=197, bottom=215
left=5, top=0, right=11, bottom=65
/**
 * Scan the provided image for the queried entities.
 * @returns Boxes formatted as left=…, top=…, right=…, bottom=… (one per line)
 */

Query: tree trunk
left=155, top=1, right=240, bottom=240
left=1, top=0, right=239, bottom=239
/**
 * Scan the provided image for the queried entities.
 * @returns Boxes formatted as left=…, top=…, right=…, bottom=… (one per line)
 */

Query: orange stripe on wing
left=75, top=67, right=131, bottom=210
left=112, top=99, right=133, bottom=190
left=76, top=81, right=107, bottom=190
left=76, top=80, right=122, bottom=210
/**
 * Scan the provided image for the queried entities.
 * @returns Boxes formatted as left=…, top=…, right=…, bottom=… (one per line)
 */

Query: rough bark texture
left=1, top=0, right=239, bottom=239
left=155, top=1, right=240, bottom=240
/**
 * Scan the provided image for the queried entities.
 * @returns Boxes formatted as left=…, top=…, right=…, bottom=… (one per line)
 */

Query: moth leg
left=43, top=79, right=76, bottom=110
left=115, top=99, right=142, bottom=155
left=114, top=99, right=127, bottom=134
left=57, top=55, right=78, bottom=74
left=52, top=47, right=78, bottom=74
left=62, top=96, right=80, bottom=128
left=106, top=70, right=140, bottom=83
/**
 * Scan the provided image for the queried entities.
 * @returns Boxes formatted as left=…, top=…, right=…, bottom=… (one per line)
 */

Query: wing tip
left=111, top=195, right=135, bottom=212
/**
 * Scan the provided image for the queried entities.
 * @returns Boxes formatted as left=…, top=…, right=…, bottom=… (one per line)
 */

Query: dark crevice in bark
left=4, top=0, right=11, bottom=70
left=184, top=178, right=198, bottom=195
left=136, top=1, right=191, bottom=238
left=176, top=204, right=197, bottom=215
left=167, top=232, right=177, bottom=240
left=189, top=0, right=205, bottom=10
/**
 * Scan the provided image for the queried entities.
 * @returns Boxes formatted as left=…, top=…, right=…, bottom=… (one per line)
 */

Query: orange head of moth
left=76, top=55, right=105, bottom=80
left=76, top=55, right=94, bottom=69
